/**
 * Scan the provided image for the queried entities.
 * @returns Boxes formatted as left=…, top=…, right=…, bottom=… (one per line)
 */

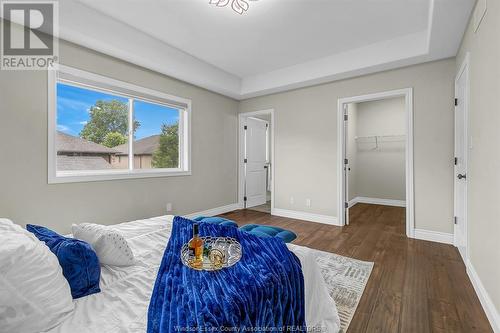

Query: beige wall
left=354, top=97, right=406, bottom=201
left=456, top=1, right=500, bottom=317
left=134, top=155, right=153, bottom=169
left=111, top=155, right=129, bottom=169
left=239, top=58, right=456, bottom=233
left=111, top=155, right=153, bottom=169
left=0, top=39, right=239, bottom=234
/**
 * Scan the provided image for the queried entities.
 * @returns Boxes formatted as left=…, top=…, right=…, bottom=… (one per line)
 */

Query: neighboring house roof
left=57, top=155, right=113, bottom=171
left=115, top=135, right=160, bottom=155
left=57, top=131, right=119, bottom=154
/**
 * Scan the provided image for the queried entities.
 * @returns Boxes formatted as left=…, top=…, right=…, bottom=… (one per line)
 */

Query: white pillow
left=0, top=219, right=74, bottom=333
left=72, top=223, right=135, bottom=266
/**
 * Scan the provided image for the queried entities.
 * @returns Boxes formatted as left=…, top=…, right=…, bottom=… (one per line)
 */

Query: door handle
left=457, top=174, right=467, bottom=180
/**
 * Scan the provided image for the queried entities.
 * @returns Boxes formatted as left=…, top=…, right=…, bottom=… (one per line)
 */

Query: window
left=48, top=65, right=191, bottom=183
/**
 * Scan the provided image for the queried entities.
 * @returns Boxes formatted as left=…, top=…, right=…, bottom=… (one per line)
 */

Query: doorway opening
left=338, top=89, right=414, bottom=238
left=238, top=109, right=274, bottom=214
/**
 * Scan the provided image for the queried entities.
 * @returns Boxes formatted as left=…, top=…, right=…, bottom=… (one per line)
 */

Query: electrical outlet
left=166, top=203, right=173, bottom=212
left=306, top=199, right=311, bottom=207
left=290, top=196, right=294, bottom=205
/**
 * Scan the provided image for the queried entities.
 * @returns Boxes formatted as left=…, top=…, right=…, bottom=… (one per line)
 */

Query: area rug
left=314, top=249, right=374, bottom=333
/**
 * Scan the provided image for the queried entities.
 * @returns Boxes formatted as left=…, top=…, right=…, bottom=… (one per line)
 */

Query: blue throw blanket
left=147, top=216, right=305, bottom=333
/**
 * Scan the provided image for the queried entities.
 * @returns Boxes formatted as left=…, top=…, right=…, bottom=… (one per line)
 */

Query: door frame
left=337, top=88, right=414, bottom=238
left=238, top=109, right=275, bottom=211
left=454, top=53, right=470, bottom=258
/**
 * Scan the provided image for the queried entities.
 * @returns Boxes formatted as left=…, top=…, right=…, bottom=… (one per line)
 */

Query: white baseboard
left=184, top=203, right=242, bottom=219
left=466, top=259, right=500, bottom=332
left=271, top=208, right=339, bottom=226
left=349, top=196, right=406, bottom=207
left=184, top=204, right=339, bottom=227
left=413, top=228, right=454, bottom=245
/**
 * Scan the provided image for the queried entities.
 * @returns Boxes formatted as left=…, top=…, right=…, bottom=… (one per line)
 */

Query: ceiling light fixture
left=209, top=0, right=258, bottom=15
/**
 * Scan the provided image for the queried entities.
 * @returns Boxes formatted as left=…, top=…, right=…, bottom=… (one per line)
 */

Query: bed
left=45, top=215, right=341, bottom=333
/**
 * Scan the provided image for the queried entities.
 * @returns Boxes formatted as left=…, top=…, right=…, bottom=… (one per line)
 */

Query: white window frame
left=48, top=64, right=191, bottom=184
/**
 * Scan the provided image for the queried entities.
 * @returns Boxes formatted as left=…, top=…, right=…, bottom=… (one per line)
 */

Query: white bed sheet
left=47, top=216, right=340, bottom=333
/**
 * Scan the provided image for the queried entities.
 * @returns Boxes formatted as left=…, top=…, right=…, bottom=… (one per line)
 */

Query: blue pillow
left=192, top=216, right=238, bottom=228
left=240, top=224, right=297, bottom=243
left=26, top=224, right=101, bottom=299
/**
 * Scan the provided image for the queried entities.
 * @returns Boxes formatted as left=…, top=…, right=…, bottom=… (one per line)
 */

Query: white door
left=343, top=104, right=350, bottom=225
left=245, top=117, right=268, bottom=208
left=454, top=61, right=468, bottom=261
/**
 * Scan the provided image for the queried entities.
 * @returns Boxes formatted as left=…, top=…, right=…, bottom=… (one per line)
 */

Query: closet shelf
left=355, top=134, right=406, bottom=142
left=355, top=134, right=406, bottom=150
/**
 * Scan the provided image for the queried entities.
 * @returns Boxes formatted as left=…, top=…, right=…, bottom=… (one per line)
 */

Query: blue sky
left=134, top=100, right=179, bottom=139
left=57, top=83, right=179, bottom=140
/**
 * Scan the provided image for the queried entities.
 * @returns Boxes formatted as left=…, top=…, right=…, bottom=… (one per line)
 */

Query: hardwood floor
left=221, top=203, right=492, bottom=333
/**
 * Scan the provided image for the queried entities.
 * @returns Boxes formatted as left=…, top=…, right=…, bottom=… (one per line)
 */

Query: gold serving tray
left=180, top=237, right=242, bottom=271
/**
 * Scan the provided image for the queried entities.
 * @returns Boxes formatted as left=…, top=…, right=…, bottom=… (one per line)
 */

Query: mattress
left=47, top=216, right=340, bottom=333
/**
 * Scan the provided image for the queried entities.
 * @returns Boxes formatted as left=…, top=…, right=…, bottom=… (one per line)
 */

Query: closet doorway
left=337, top=89, right=414, bottom=238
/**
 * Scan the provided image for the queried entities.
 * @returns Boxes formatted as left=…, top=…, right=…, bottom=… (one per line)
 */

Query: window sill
left=48, top=169, right=192, bottom=184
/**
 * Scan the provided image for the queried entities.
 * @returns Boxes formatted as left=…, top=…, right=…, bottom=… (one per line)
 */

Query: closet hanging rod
left=355, top=134, right=406, bottom=140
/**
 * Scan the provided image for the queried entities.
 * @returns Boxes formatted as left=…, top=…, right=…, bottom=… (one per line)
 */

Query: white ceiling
left=56, top=0, right=475, bottom=99
left=77, top=0, right=429, bottom=77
